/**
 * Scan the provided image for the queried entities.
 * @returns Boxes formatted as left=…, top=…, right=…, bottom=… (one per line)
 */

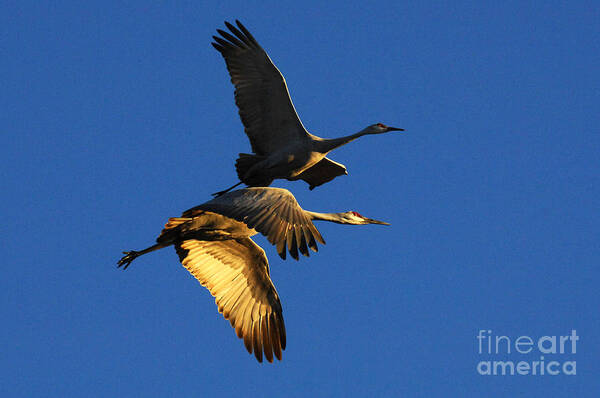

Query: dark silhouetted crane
left=211, top=20, right=404, bottom=196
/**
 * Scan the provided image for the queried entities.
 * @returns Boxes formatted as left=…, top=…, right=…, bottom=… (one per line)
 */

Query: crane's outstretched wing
left=212, top=20, right=310, bottom=155
left=294, top=157, right=348, bottom=190
left=175, top=238, right=286, bottom=363
left=183, top=187, right=325, bottom=260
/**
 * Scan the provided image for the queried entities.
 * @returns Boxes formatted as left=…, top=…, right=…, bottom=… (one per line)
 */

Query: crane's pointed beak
left=387, top=126, right=404, bottom=132
left=366, top=217, right=391, bottom=226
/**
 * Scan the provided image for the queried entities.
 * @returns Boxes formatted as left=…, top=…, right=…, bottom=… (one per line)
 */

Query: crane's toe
left=117, top=250, right=139, bottom=270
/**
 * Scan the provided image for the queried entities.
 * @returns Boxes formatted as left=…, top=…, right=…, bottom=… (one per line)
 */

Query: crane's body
left=117, top=187, right=389, bottom=363
left=211, top=21, right=404, bottom=195
left=241, top=140, right=324, bottom=184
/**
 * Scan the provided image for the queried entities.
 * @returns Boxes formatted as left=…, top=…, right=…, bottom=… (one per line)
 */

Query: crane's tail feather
left=235, top=153, right=273, bottom=186
left=156, top=217, right=193, bottom=244
left=163, top=217, right=190, bottom=230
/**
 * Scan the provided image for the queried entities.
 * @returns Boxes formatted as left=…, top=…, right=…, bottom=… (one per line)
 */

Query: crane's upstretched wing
left=212, top=20, right=310, bottom=155
left=294, top=157, right=348, bottom=190
left=175, top=238, right=286, bottom=363
left=183, top=187, right=325, bottom=260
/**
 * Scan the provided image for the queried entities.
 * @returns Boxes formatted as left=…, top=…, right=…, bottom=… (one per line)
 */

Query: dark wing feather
left=184, top=187, right=325, bottom=260
left=212, top=20, right=310, bottom=155
left=294, top=157, right=348, bottom=190
left=175, top=238, right=286, bottom=363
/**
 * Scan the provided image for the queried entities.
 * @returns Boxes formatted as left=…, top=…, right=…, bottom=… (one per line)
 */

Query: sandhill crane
left=211, top=20, right=404, bottom=196
left=117, top=187, right=389, bottom=362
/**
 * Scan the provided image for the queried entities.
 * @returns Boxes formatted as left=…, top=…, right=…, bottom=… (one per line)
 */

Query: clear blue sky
left=2, top=1, right=598, bottom=396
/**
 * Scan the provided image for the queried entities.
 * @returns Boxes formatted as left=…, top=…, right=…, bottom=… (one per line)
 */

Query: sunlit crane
left=211, top=20, right=404, bottom=196
left=117, top=187, right=389, bottom=362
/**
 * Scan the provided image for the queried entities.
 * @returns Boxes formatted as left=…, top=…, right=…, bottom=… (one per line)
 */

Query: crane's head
left=338, top=211, right=390, bottom=225
left=365, top=123, right=404, bottom=134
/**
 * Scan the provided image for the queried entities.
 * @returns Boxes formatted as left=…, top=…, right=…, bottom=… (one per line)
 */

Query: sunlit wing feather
left=294, top=157, right=348, bottom=190
left=175, top=238, right=286, bottom=363
left=212, top=20, right=310, bottom=155
left=183, top=188, right=325, bottom=260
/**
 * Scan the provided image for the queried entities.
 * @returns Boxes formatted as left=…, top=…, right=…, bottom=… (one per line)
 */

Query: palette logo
left=476, top=330, right=578, bottom=376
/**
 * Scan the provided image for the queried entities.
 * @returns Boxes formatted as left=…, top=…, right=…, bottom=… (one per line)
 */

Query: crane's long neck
left=313, top=130, right=369, bottom=154
left=306, top=211, right=348, bottom=224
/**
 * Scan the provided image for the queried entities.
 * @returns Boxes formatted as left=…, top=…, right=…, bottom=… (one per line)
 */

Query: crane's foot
left=117, top=250, right=139, bottom=270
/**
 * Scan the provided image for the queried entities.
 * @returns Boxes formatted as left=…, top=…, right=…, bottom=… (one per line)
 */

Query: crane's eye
left=376, top=123, right=386, bottom=128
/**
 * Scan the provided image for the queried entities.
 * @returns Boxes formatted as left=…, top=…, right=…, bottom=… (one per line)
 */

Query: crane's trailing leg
left=117, top=243, right=165, bottom=269
left=211, top=181, right=243, bottom=197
